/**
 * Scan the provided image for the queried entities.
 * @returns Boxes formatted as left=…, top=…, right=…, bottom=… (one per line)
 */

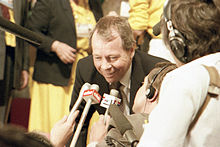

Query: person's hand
left=19, top=70, right=29, bottom=89
left=50, top=110, right=79, bottom=147
left=89, top=115, right=110, bottom=143
left=51, top=40, right=76, bottom=64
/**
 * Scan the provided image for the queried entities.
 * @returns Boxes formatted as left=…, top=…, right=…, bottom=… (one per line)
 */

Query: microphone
left=0, top=16, right=44, bottom=45
left=100, top=89, right=120, bottom=124
left=109, top=104, right=139, bottom=147
left=70, top=84, right=101, bottom=147
left=67, top=83, right=91, bottom=121
left=153, top=21, right=161, bottom=36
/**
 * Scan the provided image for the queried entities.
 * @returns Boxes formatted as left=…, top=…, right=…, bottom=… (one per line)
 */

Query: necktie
left=119, top=83, right=130, bottom=115
left=109, top=82, right=130, bottom=114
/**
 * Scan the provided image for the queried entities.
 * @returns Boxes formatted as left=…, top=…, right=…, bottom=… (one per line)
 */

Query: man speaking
left=69, top=16, right=167, bottom=147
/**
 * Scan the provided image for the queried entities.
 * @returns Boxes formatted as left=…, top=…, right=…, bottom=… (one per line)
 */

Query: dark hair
left=0, top=125, right=53, bottom=147
left=162, top=0, right=220, bottom=62
left=89, top=16, right=136, bottom=51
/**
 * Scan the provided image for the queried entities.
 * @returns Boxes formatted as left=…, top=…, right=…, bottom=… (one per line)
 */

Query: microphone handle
left=68, top=83, right=91, bottom=121
left=104, top=107, right=109, bottom=125
left=70, top=98, right=92, bottom=147
left=0, top=16, right=43, bottom=45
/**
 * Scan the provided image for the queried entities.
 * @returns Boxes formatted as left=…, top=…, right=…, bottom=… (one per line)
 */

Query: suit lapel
left=92, top=70, right=109, bottom=97
left=130, top=52, right=146, bottom=112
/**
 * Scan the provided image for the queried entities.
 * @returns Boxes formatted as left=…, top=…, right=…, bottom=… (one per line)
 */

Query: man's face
left=92, top=30, right=134, bottom=83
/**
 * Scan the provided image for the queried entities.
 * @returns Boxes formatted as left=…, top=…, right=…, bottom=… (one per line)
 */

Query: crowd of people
left=0, top=0, right=220, bottom=147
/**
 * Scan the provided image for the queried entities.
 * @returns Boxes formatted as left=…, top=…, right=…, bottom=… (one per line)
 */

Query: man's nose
left=101, top=60, right=112, bottom=70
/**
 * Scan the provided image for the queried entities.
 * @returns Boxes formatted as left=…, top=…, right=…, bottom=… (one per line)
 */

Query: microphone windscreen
left=90, top=84, right=99, bottom=92
left=110, top=89, right=119, bottom=97
left=0, top=16, right=43, bottom=45
left=109, top=104, right=132, bottom=134
left=153, top=21, right=161, bottom=36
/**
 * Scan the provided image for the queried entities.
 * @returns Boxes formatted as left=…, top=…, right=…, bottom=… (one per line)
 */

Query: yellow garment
left=28, top=0, right=96, bottom=133
left=70, top=0, right=96, bottom=50
left=28, top=50, right=88, bottom=133
left=5, top=9, right=16, bottom=47
left=70, top=1, right=99, bottom=144
left=128, top=0, right=165, bottom=38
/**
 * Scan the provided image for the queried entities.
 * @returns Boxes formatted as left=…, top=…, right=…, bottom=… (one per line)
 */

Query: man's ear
left=130, top=45, right=136, bottom=59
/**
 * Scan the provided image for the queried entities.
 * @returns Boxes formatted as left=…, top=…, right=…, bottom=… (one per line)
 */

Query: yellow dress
left=128, top=0, right=165, bottom=38
left=28, top=0, right=96, bottom=133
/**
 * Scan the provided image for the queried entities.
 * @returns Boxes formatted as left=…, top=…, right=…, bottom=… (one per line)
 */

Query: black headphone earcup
left=146, top=86, right=156, bottom=99
left=170, top=39, right=185, bottom=59
left=169, top=29, right=187, bottom=62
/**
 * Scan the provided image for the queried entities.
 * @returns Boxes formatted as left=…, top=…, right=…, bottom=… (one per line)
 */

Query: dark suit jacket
left=69, top=50, right=168, bottom=147
left=26, top=0, right=103, bottom=86
left=0, top=0, right=29, bottom=105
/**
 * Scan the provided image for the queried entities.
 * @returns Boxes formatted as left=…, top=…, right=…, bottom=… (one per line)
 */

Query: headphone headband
left=163, top=0, right=188, bottom=63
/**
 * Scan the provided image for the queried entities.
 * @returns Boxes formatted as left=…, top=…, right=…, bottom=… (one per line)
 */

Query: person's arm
left=26, top=0, right=76, bottom=63
left=128, top=0, right=150, bottom=31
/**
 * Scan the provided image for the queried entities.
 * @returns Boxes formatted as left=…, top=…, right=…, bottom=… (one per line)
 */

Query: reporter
left=138, top=0, right=220, bottom=146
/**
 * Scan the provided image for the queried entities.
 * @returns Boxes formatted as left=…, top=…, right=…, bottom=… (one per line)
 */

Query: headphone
left=163, top=0, right=188, bottom=63
left=145, top=64, right=170, bottom=101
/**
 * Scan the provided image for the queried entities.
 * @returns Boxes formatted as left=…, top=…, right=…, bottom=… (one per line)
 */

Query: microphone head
left=153, top=21, right=161, bottom=36
left=110, top=89, right=119, bottom=97
left=78, top=83, right=91, bottom=98
left=100, top=89, right=121, bottom=109
left=91, top=84, right=99, bottom=91
left=83, top=84, right=101, bottom=104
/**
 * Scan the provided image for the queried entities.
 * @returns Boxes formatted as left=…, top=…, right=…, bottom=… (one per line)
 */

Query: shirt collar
left=120, top=64, right=132, bottom=89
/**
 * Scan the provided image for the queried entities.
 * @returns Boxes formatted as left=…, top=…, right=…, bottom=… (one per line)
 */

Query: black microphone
left=153, top=21, right=161, bottom=36
left=0, top=16, right=44, bottom=45
left=109, top=104, right=139, bottom=147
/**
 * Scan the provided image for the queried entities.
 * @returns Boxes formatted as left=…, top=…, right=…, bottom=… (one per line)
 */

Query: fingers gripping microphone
left=70, top=84, right=101, bottom=147
left=68, top=83, right=91, bottom=121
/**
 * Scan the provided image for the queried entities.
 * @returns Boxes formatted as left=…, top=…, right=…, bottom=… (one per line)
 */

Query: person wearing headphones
left=137, top=0, right=220, bottom=146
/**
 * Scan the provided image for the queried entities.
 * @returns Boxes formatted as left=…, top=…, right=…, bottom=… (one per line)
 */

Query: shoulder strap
left=203, top=65, right=220, bottom=96
left=188, top=65, right=220, bottom=132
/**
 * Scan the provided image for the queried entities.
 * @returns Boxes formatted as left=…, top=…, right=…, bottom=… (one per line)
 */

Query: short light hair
left=89, top=16, right=136, bottom=51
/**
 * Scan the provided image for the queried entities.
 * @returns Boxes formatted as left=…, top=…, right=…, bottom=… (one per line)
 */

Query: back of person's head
left=89, top=16, right=136, bottom=51
left=0, top=125, right=53, bottom=147
left=161, top=0, right=220, bottom=63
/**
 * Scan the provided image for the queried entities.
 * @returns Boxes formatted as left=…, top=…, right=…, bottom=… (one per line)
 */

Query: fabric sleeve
left=128, top=0, right=150, bottom=31
left=26, top=0, right=55, bottom=53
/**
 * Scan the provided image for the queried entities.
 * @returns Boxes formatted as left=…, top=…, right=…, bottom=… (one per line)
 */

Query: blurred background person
left=26, top=0, right=103, bottom=134
left=0, top=0, right=30, bottom=125
left=128, top=0, right=175, bottom=63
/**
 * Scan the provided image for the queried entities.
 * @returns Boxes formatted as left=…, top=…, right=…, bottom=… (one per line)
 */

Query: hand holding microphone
left=70, top=84, right=101, bottom=147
